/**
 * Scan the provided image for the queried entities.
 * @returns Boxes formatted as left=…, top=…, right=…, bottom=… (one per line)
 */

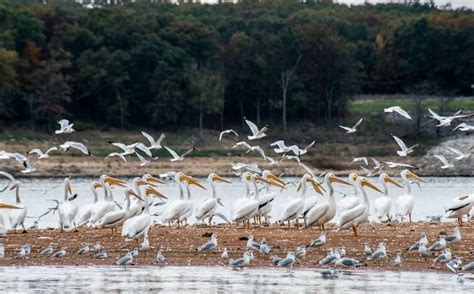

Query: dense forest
left=0, top=0, right=473, bottom=132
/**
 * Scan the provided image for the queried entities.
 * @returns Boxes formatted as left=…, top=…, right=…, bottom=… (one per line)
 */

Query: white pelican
left=427, top=108, right=472, bottom=127
left=374, top=173, right=403, bottom=221
left=195, top=173, right=231, bottom=226
left=336, top=176, right=382, bottom=236
left=99, top=188, right=142, bottom=233
left=258, top=170, right=285, bottom=223
left=0, top=172, right=28, bottom=232
left=445, top=195, right=474, bottom=226
left=161, top=172, right=204, bottom=227
left=338, top=173, right=359, bottom=213
left=384, top=106, right=412, bottom=120
left=230, top=172, right=253, bottom=221
left=280, top=174, right=324, bottom=228
left=59, top=141, right=91, bottom=156
left=27, top=147, right=58, bottom=159
left=122, top=186, right=167, bottom=240
left=58, top=178, right=78, bottom=231
left=244, top=117, right=267, bottom=140
left=55, top=119, right=75, bottom=134
left=141, top=131, right=165, bottom=150
left=306, top=173, right=351, bottom=230
left=219, top=129, right=239, bottom=141
left=75, top=181, right=102, bottom=226
left=164, top=146, right=194, bottom=161
left=89, top=175, right=127, bottom=224
left=396, top=170, right=425, bottom=222
left=179, top=175, right=207, bottom=225
left=129, top=175, right=162, bottom=218
left=0, top=202, right=21, bottom=236
left=339, top=118, right=363, bottom=134
left=232, top=173, right=261, bottom=228
left=392, top=135, right=418, bottom=157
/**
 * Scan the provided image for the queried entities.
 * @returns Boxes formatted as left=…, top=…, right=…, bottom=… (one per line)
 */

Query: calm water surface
left=0, top=177, right=473, bottom=228
left=0, top=266, right=470, bottom=293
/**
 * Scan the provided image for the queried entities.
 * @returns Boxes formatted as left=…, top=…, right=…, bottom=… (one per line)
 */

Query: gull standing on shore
left=197, top=233, right=218, bottom=252
left=407, top=233, right=428, bottom=251
left=229, top=251, right=253, bottom=269
left=429, top=235, right=447, bottom=252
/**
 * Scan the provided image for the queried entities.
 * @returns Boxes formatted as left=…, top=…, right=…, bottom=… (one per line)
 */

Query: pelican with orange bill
left=396, top=170, right=425, bottom=222
left=195, top=173, right=231, bottom=227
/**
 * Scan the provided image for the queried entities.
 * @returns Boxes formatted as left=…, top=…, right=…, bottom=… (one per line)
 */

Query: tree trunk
left=29, top=95, right=35, bottom=131
left=256, top=96, right=260, bottom=125
left=199, top=109, right=204, bottom=139
left=282, top=86, right=287, bottom=131
left=116, top=90, right=125, bottom=130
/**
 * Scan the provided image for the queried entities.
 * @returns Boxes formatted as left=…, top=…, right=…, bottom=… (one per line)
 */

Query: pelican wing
left=306, top=203, right=330, bottom=226
left=337, top=205, right=365, bottom=229
left=99, top=210, right=127, bottom=227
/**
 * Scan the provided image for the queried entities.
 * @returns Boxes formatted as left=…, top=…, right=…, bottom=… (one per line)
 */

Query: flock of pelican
left=0, top=105, right=473, bottom=278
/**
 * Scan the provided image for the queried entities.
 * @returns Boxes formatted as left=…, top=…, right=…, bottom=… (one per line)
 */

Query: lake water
left=0, top=177, right=473, bottom=229
left=0, top=266, right=470, bottom=293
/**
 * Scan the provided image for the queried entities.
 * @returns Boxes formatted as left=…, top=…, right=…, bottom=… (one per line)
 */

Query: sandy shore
left=0, top=222, right=472, bottom=271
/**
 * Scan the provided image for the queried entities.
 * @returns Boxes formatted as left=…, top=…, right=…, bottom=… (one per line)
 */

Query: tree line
left=0, top=0, right=473, bottom=132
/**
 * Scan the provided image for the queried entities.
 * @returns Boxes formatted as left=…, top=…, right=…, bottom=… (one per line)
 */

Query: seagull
left=351, top=157, right=368, bottom=166
left=221, top=248, right=229, bottom=259
left=92, top=251, right=108, bottom=259
left=320, top=269, right=341, bottom=279
left=244, top=118, right=267, bottom=140
left=156, top=250, right=166, bottom=264
left=277, top=252, right=297, bottom=271
left=105, top=152, right=127, bottom=162
left=51, top=248, right=66, bottom=258
left=319, top=250, right=341, bottom=265
left=445, top=146, right=470, bottom=161
left=229, top=251, right=253, bottom=268
left=383, top=161, right=415, bottom=169
left=16, top=246, right=27, bottom=259
left=6, top=152, right=38, bottom=173
left=27, top=147, right=58, bottom=159
left=231, top=162, right=261, bottom=174
left=429, top=235, right=447, bottom=252
left=141, top=131, right=165, bottom=150
left=40, top=244, right=54, bottom=256
left=452, top=123, right=474, bottom=132
left=462, top=261, right=474, bottom=272
left=93, top=242, right=102, bottom=252
left=427, top=108, right=473, bottom=127
left=76, top=244, right=89, bottom=255
left=295, top=246, right=306, bottom=259
left=418, top=244, right=432, bottom=259
left=432, top=248, right=452, bottom=266
left=280, top=154, right=301, bottom=164
left=164, top=146, right=194, bottom=162
left=219, top=129, right=239, bottom=141
left=136, top=152, right=152, bottom=166
left=445, top=257, right=463, bottom=273
left=392, top=135, right=418, bottom=157
left=246, top=235, right=261, bottom=252
left=335, top=257, right=360, bottom=268
left=384, top=106, right=412, bottom=120
left=445, top=227, right=461, bottom=243
left=432, top=154, right=454, bottom=169
left=271, top=255, right=283, bottom=265
left=55, top=119, right=75, bottom=134
left=109, top=142, right=151, bottom=156
left=116, top=252, right=133, bottom=266
left=270, top=140, right=291, bottom=153
left=287, top=141, right=316, bottom=156
left=393, top=252, right=402, bottom=266
left=197, top=233, right=217, bottom=252
left=309, top=232, right=326, bottom=248
left=364, top=243, right=373, bottom=256
left=407, top=233, right=428, bottom=251
left=59, top=141, right=91, bottom=156
left=339, top=118, right=363, bottom=134
left=259, top=238, right=272, bottom=254
left=367, top=242, right=387, bottom=261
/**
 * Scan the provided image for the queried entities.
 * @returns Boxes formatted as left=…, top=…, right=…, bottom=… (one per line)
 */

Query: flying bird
left=59, top=141, right=91, bottom=156
left=392, top=135, right=418, bottom=157
left=164, top=146, right=194, bottom=162
left=445, top=146, right=470, bottom=161
left=55, top=119, right=75, bottom=134
left=244, top=118, right=268, bottom=140
left=339, top=118, right=363, bottom=134
left=452, top=123, right=474, bottom=132
left=384, top=106, right=412, bottom=120
left=27, top=147, right=58, bottom=159
left=141, top=131, right=166, bottom=150
left=219, top=129, right=239, bottom=141
left=427, top=108, right=473, bottom=127
left=432, top=154, right=453, bottom=169
left=351, top=157, right=368, bottom=166
left=105, top=152, right=127, bottom=162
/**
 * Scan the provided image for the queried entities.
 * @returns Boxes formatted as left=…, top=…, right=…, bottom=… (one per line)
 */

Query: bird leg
left=21, top=224, right=27, bottom=234
left=296, top=218, right=300, bottom=227
left=321, top=224, right=325, bottom=231
left=409, top=213, right=412, bottom=223
left=208, top=216, right=213, bottom=227
left=352, top=226, right=358, bottom=237
left=458, top=217, right=463, bottom=227
left=387, top=214, right=391, bottom=222
left=287, top=220, right=291, bottom=229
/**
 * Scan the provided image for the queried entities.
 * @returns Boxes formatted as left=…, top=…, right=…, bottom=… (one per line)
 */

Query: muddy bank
left=0, top=222, right=472, bottom=271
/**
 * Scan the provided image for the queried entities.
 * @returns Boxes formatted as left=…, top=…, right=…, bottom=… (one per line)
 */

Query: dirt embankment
left=0, top=222, right=472, bottom=271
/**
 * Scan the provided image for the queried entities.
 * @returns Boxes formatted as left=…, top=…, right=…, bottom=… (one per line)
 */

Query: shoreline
left=0, top=222, right=472, bottom=272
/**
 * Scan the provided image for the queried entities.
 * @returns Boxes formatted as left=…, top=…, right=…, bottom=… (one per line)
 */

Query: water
left=0, top=266, right=469, bottom=293
left=1, top=177, right=473, bottom=229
